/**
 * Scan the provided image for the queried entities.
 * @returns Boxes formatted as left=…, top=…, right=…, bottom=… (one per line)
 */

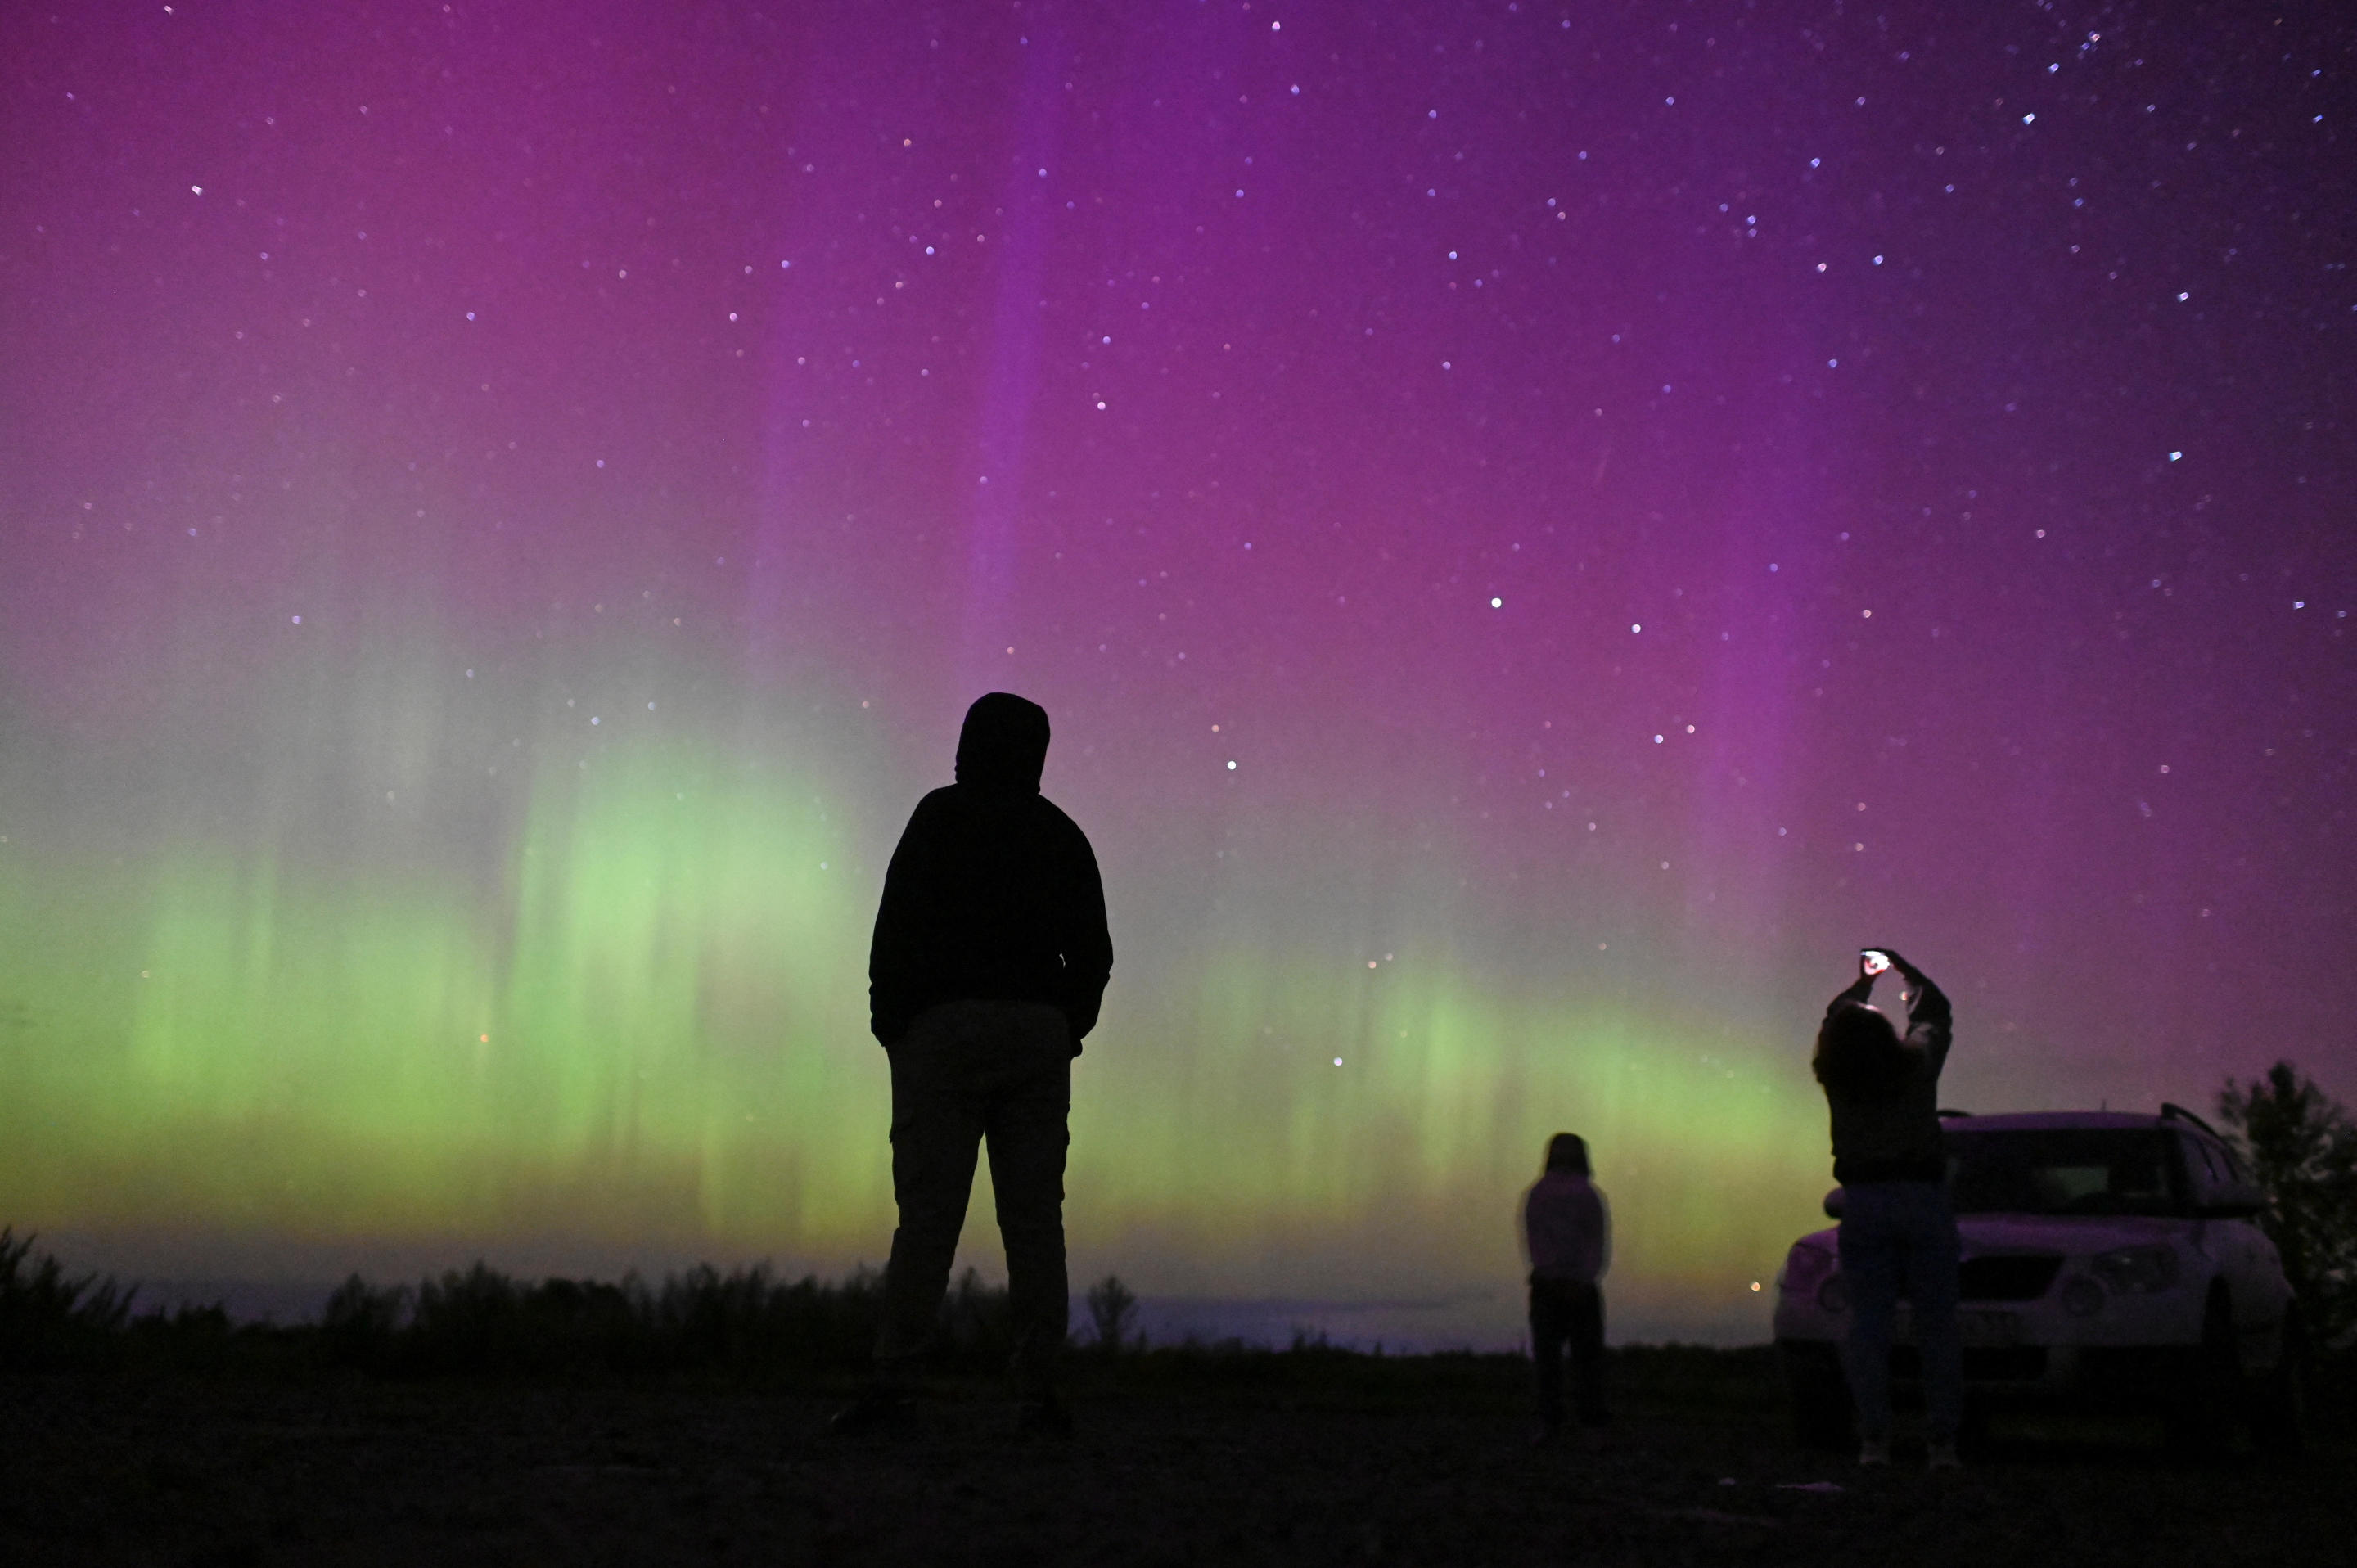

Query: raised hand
left=1870, top=948, right=1926, bottom=986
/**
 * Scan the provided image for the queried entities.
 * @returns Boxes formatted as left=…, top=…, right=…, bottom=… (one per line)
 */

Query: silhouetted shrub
left=0, top=1228, right=136, bottom=1369
left=408, top=1262, right=526, bottom=1374
left=935, top=1266, right=1013, bottom=1367
left=2219, top=1061, right=2357, bottom=1353
left=13, top=1235, right=1790, bottom=1408
left=654, top=1263, right=864, bottom=1370
left=1610, top=1342, right=1783, bottom=1411
left=399, top=1264, right=660, bottom=1376
left=319, top=1274, right=412, bottom=1370
left=312, top=1259, right=896, bottom=1379
left=124, top=1303, right=242, bottom=1372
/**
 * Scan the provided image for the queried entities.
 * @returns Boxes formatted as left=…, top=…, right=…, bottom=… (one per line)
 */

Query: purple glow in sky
left=1, top=2, right=2351, bottom=1343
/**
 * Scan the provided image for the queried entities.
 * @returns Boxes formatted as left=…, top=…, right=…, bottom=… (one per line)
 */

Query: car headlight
left=2091, top=1244, right=2179, bottom=1294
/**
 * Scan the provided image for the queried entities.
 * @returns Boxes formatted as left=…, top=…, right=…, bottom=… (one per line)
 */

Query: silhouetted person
left=832, top=692, right=1112, bottom=1437
left=1814, top=948, right=1961, bottom=1470
left=1522, top=1131, right=1611, bottom=1441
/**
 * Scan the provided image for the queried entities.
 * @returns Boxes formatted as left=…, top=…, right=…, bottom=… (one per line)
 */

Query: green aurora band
left=2, top=725, right=1835, bottom=1342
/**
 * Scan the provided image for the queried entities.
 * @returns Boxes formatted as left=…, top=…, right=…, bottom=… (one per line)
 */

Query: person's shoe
left=1926, top=1440, right=1962, bottom=1471
left=1016, top=1392, right=1074, bottom=1439
left=1857, top=1436, right=1892, bottom=1467
left=827, top=1387, right=917, bottom=1437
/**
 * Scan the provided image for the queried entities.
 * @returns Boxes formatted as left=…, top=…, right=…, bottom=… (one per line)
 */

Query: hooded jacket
left=867, top=693, right=1113, bottom=1050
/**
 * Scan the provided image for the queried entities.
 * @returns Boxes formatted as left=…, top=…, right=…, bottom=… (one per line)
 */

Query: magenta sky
left=1, top=2, right=2351, bottom=1340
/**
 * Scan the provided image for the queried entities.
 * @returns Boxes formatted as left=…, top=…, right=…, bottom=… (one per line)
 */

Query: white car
left=1773, top=1106, right=2305, bottom=1453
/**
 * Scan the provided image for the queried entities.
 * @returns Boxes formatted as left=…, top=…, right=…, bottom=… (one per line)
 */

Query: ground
left=2, top=1354, right=2346, bottom=1566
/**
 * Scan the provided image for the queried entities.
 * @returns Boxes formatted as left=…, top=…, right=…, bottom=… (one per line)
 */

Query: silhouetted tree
left=319, top=1273, right=411, bottom=1369
left=2219, top=1061, right=2357, bottom=1351
left=1086, top=1274, right=1139, bottom=1353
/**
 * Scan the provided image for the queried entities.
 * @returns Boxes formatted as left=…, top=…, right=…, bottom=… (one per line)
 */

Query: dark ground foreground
left=3, top=1350, right=2349, bottom=1566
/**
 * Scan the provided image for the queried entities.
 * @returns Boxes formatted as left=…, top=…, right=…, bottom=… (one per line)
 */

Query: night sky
left=2, top=1, right=2351, bottom=1345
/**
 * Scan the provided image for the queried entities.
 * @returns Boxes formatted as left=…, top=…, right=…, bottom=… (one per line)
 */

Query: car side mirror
left=1823, top=1187, right=1845, bottom=1219
left=2202, top=1181, right=2265, bottom=1219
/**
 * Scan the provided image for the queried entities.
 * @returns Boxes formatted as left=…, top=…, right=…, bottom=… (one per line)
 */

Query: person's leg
left=1528, top=1277, right=1570, bottom=1435
left=983, top=1003, right=1075, bottom=1404
left=1570, top=1281, right=1607, bottom=1424
left=1902, top=1183, right=1965, bottom=1450
left=876, top=1004, right=988, bottom=1380
left=1836, top=1184, right=1900, bottom=1455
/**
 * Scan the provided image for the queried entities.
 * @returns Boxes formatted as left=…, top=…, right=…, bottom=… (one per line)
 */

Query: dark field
left=5, top=1347, right=2350, bottom=1566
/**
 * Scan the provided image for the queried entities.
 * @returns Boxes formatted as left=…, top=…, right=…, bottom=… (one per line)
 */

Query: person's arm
left=1868, top=949, right=1946, bottom=1026
left=868, top=799, right=942, bottom=1045
left=1056, top=822, right=1114, bottom=1043
left=1906, top=975, right=1950, bottom=1030
left=1825, top=962, right=1877, bottom=1017
left=1874, top=948, right=1953, bottom=1074
left=1900, top=958, right=1954, bottom=1072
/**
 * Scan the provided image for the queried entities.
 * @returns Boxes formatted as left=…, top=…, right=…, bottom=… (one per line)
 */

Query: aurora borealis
left=2, top=2, right=2351, bottom=1345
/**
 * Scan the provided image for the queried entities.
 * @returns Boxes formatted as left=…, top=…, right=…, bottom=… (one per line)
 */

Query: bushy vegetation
left=318, top=1259, right=1027, bottom=1377
left=0, top=1235, right=1785, bottom=1419
left=0, top=1228, right=247, bottom=1372
left=2218, top=1061, right=2357, bottom=1354
left=1, top=1232, right=993, bottom=1380
left=0, top=1228, right=136, bottom=1369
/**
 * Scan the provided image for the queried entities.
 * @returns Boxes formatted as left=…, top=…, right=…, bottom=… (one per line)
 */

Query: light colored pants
left=877, top=999, right=1072, bottom=1392
left=1837, top=1178, right=1963, bottom=1443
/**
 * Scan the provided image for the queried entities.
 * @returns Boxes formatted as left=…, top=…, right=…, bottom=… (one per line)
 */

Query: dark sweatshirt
left=1821, top=971, right=1953, bottom=1185
left=867, top=694, right=1113, bottom=1050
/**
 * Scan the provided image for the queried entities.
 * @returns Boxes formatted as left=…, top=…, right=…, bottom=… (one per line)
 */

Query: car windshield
left=1945, top=1128, right=2185, bottom=1217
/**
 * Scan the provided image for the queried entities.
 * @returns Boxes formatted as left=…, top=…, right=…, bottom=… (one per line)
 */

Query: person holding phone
left=1814, top=948, right=1962, bottom=1470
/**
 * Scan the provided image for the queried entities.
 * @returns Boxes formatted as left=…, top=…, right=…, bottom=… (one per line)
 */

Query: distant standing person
left=1522, top=1131, right=1611, bottom=1441
left=1814, top=948, right=1961, bottom=1470
left=833, top=693, right=1113, bottom=1437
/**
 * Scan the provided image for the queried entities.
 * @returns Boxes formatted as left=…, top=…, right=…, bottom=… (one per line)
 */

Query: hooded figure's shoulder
left=910, top=783, right=962, bottom=817
left=895, top=784, right=963, bottom=835
left=1033, top=792, right=1087, bottom=832
left=1037, top=795, right=1106, bottom=861
left=900, top=782, right=1082, bottom=846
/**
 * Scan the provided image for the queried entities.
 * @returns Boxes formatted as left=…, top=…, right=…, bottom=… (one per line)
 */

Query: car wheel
left=2163, top=1286, right=2241, bottom=1458
left=1780, top=1341, right=1852, bottom=1451
left=2247, top=1309, right=2307, bottom=1457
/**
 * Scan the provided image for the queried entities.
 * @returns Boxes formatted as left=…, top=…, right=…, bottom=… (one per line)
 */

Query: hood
left=954, top=692, right=1051, bottom=793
